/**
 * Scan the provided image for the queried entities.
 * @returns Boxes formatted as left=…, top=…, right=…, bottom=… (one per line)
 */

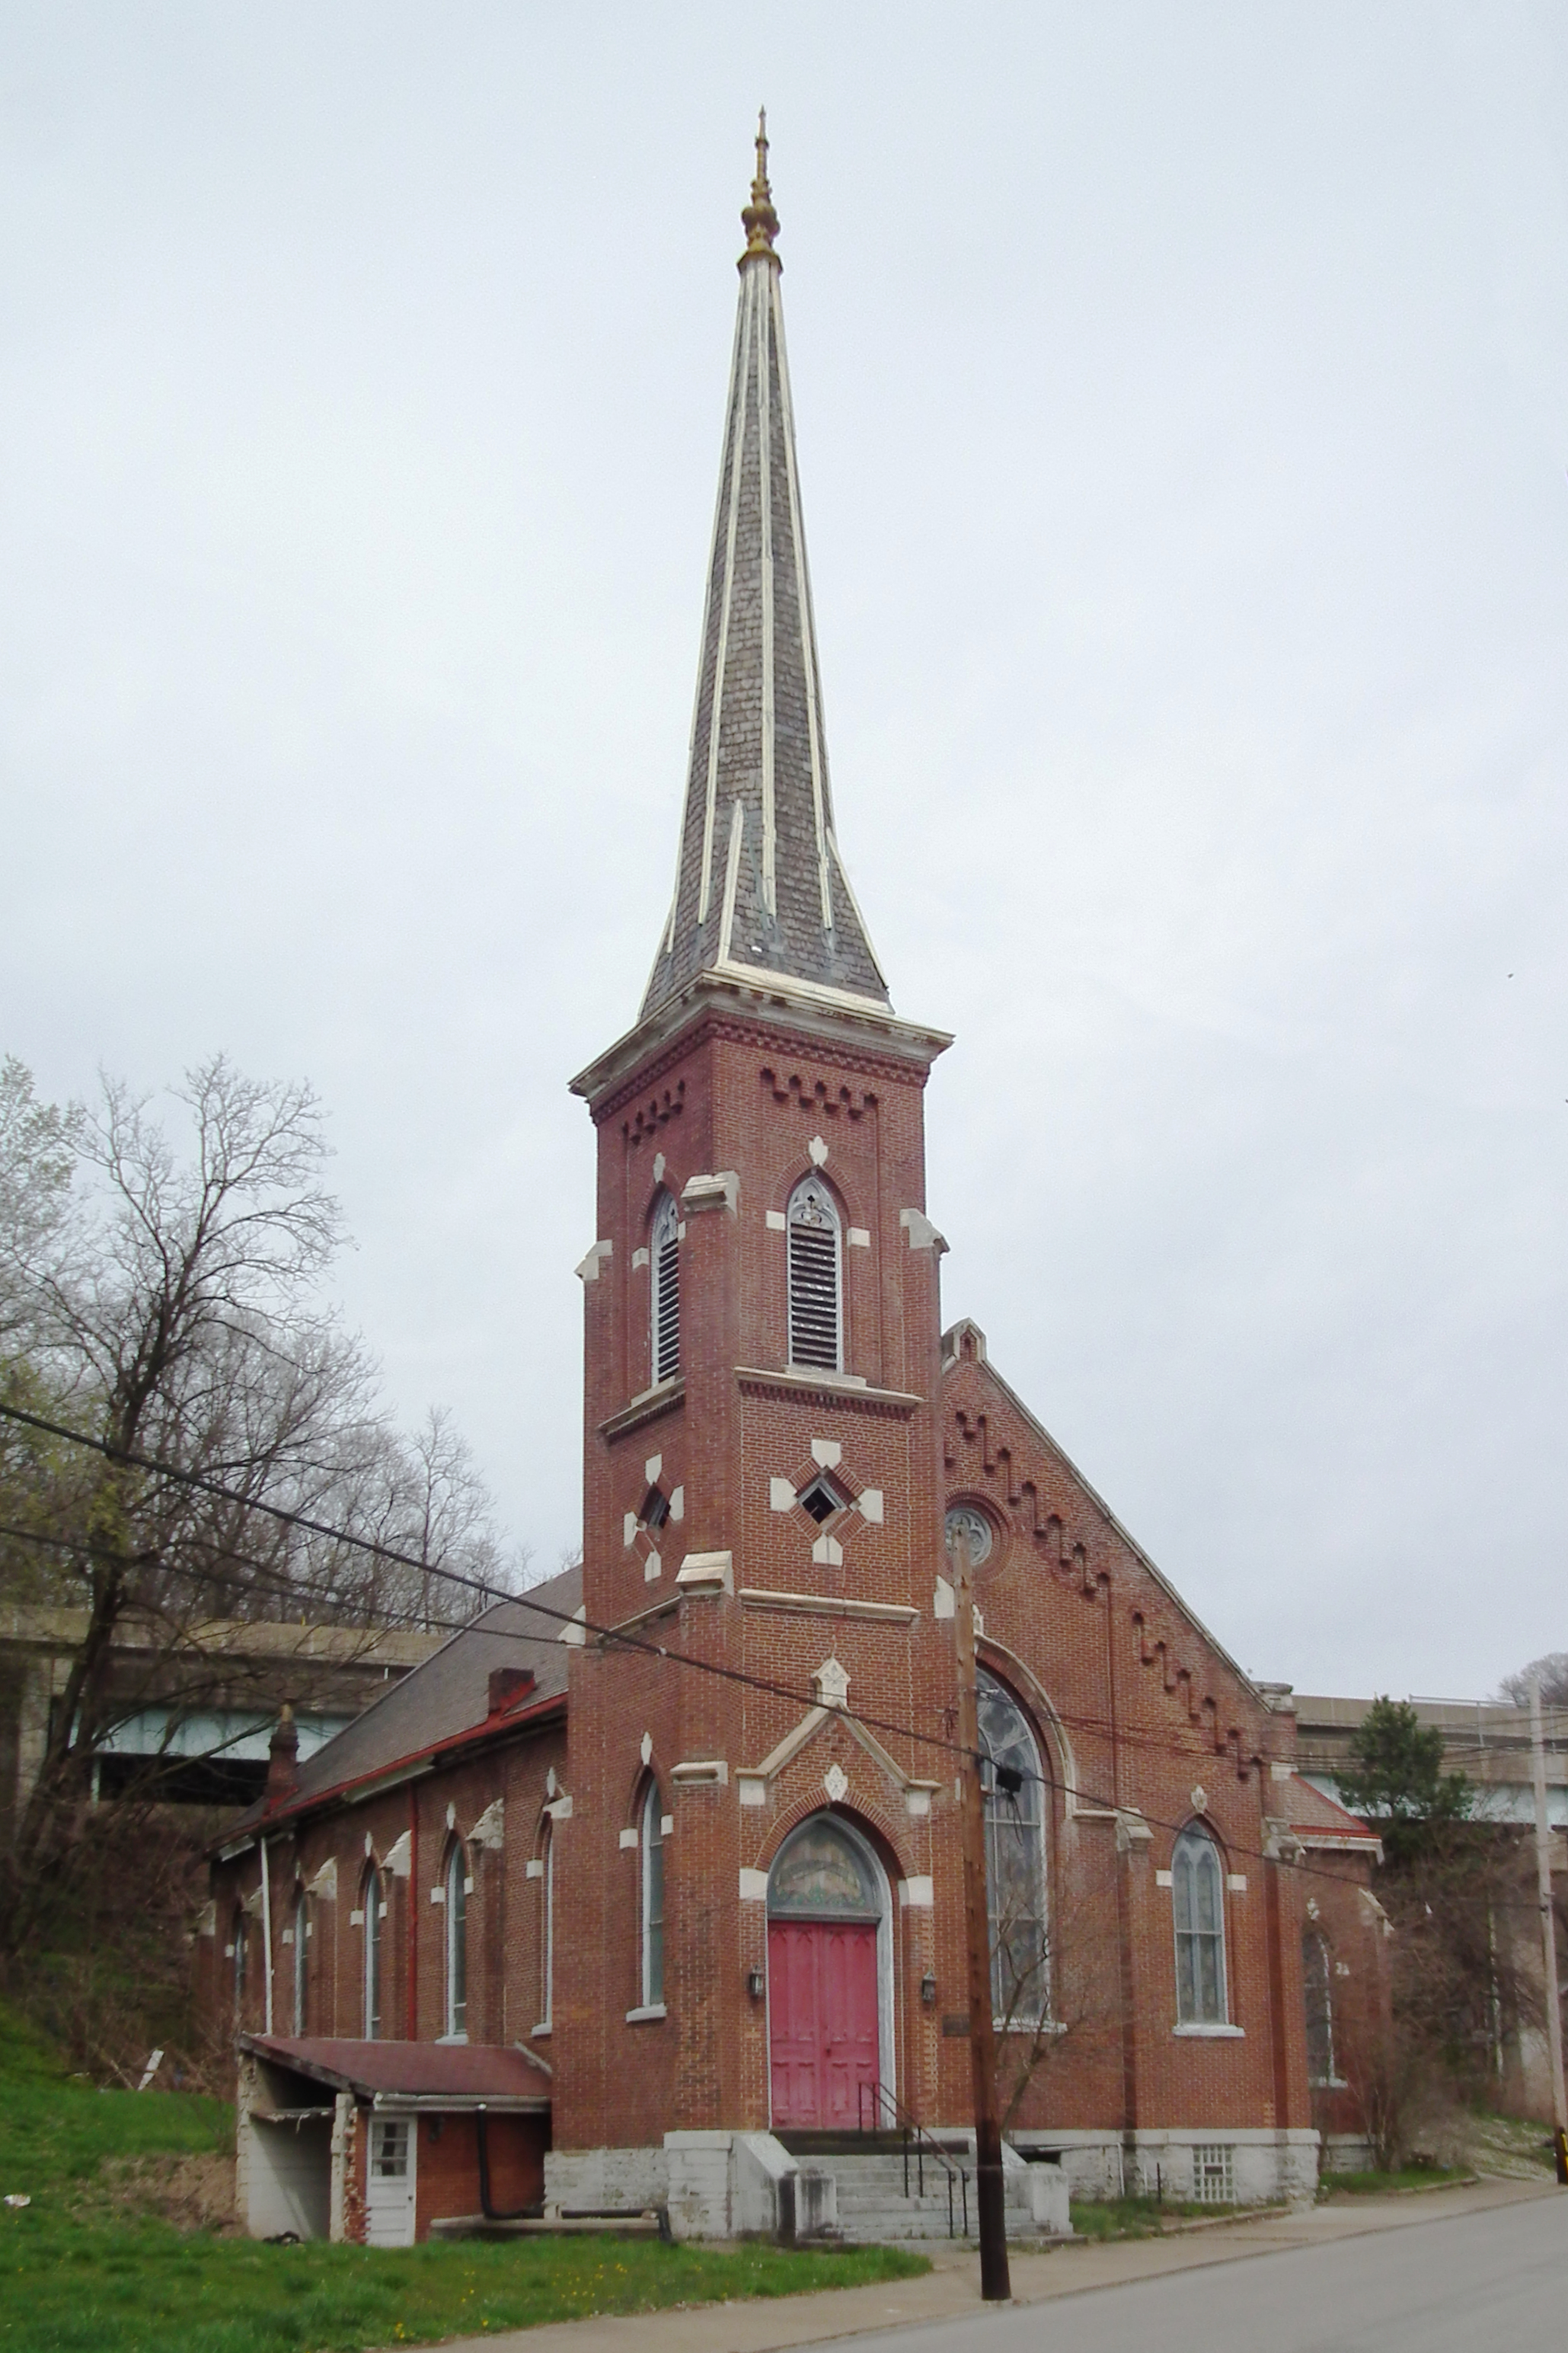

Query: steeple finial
left=739, top=107, right=780, bottom=266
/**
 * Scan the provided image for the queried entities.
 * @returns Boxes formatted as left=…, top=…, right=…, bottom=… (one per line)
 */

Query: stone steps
left=808, top=2150, right=1045, bottom=2244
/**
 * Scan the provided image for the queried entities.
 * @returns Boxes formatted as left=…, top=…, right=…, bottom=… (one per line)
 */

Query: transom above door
left=766, top=1815, right=884, bottom=2131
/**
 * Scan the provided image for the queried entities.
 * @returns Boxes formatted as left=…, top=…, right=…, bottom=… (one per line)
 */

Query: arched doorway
left=767, top=1814, right=888, bottom=2130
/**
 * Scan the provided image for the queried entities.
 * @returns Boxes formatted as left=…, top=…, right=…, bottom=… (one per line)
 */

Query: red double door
left=768, top=1919, right=880, bottom=2129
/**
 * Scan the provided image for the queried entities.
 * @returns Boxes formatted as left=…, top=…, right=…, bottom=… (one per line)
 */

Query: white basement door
left=365, top=2117, right=417, bottom=2246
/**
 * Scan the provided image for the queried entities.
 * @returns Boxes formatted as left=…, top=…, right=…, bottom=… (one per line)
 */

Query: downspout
left=407, top=1784, right=419, bottom=2039
left=260, top=1837, right=274, bottom=2035
left=474, top=2105, right=538, bottom=2221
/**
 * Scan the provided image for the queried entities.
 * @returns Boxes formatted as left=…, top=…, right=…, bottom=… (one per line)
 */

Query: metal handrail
left=856, top=2080, right=971, bottom=2236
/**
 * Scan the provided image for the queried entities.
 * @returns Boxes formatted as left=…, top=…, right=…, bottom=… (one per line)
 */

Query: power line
left=0, top=1519, right=469, bottom=1639
left=0, top=1400, right=513, bottom=1608
left=5, top=1398, right=1533, bottom=1906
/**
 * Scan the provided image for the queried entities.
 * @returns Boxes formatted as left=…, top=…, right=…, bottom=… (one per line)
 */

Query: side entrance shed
left=237, top=2035, right=551, bottom=2245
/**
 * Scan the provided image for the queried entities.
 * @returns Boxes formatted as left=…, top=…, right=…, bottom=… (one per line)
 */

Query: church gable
left=940, top=1320, right=1277, bottom=1789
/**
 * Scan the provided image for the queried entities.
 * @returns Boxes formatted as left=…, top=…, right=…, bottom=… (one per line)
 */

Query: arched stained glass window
left=445, top=1844, right=468, bottom=2041
left=1303, top=1929, right=1336, bottom=2085
left=768, top=1818, right=881, bottom=1917
left=363, top=1864, right=384, bottom=2040
left=787, top=1176, right=842, bottom=1371
left=640, top=1783, right=665, bottom=2009
left=1172, top=1825, right=1227, bottom=2025
left=977, top=1670, right=1049, bottom=2023
left=651, top=1192, right=680, bottom=1383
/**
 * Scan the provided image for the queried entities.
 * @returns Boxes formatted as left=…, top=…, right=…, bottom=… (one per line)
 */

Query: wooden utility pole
left=1528, top=1678, right=1568, bottom=2183
left=951, top=1530, right=1011, bottom=2300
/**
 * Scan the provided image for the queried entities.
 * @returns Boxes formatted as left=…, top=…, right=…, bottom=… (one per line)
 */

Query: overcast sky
left=4, top=5, right=1566, bottom=1702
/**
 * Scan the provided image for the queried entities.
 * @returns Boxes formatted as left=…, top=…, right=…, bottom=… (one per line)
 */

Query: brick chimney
left=487, top=1667, right=537, bottom=1717
left=266, top=1704, right=299, bottom=1805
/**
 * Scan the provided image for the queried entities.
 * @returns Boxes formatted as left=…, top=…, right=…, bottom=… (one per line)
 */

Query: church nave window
left=362, top=1862, right=385, bottom=2039
left=444, top=1842, right=469, bottom=2042
left=1303, top=1928, right=1339, bottom=2086
left=1172, top=1825, right=1228, bottom=2026
left=977, top=1670, right=1049, bottom=2025
left=292, top=1889, right=310, bottom=2036
left=651, top=1192, right=681, bottom=1384
left=640, top=1782, right=666, bottom=2009
left=787, top=1176, right=842, bottom=1371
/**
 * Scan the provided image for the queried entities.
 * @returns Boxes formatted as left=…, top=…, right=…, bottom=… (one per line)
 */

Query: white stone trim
left=676, top=1551, right=733, bottom=1594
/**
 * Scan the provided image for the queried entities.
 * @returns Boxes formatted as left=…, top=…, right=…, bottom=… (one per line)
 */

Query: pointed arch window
left=651, top=1192, right=680, bottom=1384
left=445, top=1844, right=468, bottom=2041
left=232, top=1907, right=247, bottom=2021
left=292, top=1889, right=310, bottom=2036
left=977, top=1670, right=1049, bottom=2023
left=362, top=1864, right=385, bottom=2040
left=1172, top=1825, right=1228, bottom=2025
left=787, top=1176, right=842, bottom=1371
left=536, top=1822, right=554, bottom=2035
left=1303, top=1929, right=1338, bottom=2086
left=640, top=1782, right=666, bottom=2009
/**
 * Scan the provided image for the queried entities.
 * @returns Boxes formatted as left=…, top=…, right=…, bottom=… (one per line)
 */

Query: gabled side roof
left=222, top=1564, right=580, bottom=1840
left=941, top=1322, right=1263, bottom=1705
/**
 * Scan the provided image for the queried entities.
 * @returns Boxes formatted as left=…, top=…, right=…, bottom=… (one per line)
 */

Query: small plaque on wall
left=941, top=2014, right=970, bottom=2038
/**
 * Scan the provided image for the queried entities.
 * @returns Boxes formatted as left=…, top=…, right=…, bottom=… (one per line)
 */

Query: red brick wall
left=557, top=1005, right=951, bottom=2150
left=414, top=2112, right=548, bottom=2237
left=205, top=987, right=1375, bottom=2170
left=206, top=1722, right=565, bottom=2054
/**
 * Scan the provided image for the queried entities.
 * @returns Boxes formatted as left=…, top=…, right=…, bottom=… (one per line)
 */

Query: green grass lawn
left=1068, top=2195, right=1244, bottom=2240
left=0, top=2010, right=928, bottom=2353
left=1318, top=2163, right=1470, bottom=2197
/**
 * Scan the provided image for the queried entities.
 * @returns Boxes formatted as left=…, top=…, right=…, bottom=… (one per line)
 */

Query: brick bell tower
left=555, top=122, right=959, bottom=2156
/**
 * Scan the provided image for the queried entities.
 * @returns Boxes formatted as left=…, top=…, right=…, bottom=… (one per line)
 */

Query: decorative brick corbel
left=1114, top=1808, right=1154, bottom=1855
left=680, top=1170, right=739, bottom=1216
left=469, top=1798, right=505, bottom=1853
left=1261, top=1819, right=1305, bottom=1865
left=574, top=1239, right=613, bottom=1283
left=899, top=1207, right=948, bottom=1255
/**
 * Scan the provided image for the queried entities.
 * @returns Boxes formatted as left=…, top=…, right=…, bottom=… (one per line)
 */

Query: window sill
left=1173, top=2022, right=1244, bottom=2038
left=435, top=2032, right=468, bottom=2047
left=624, top=2003, right=667, bottom=2025
left=1311, top=2075, right=1348, bottom=2089
left=532, top=2023, right=552, bottom=2040
left=995, top=2017, right=1068, bottom=2036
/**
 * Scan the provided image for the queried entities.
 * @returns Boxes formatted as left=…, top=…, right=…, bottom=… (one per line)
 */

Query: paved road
left=837, top=2195, right=1568, bottom=2353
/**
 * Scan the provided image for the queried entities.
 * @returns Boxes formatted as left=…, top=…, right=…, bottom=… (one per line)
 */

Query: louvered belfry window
left=651, top=1191, right=680, bottom=1383
left=787, top=1176, right=842, bottom=1370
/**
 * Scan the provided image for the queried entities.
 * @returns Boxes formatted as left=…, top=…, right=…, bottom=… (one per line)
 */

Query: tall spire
left=640, top=125, right=890, bottom=1024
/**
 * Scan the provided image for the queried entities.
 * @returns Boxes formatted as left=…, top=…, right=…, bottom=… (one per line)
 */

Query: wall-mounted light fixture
left=747, top=1968, right=766, bottom=2000
left=920, top=1972, right=937, bottom=2007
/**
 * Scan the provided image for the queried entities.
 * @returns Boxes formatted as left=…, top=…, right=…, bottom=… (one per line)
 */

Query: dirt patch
left=97, top=2150, right=238, bottom=2234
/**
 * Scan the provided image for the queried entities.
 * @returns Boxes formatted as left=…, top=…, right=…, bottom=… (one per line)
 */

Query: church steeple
left=640, top=122, right=891, bottom=1024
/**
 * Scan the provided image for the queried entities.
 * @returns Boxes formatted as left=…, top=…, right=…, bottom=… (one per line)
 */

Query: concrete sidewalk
left=432, top=2176, right=1557, bottom=2353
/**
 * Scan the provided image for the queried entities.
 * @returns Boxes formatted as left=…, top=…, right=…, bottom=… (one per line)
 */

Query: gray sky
left=4, top=5, right=1566, bottom=1701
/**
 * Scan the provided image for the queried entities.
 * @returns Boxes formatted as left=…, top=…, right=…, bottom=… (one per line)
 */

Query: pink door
left=768, top=1919, right=880, bottom=2128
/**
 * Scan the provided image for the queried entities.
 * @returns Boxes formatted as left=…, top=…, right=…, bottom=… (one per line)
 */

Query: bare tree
left=0, top=1054, right=519, bottom=1971
left=1499, top=1654, right=1568, bottom=1710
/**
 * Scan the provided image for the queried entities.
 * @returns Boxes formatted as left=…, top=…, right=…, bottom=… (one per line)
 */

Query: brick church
left=203, top=132, right=1388, bottom=2246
